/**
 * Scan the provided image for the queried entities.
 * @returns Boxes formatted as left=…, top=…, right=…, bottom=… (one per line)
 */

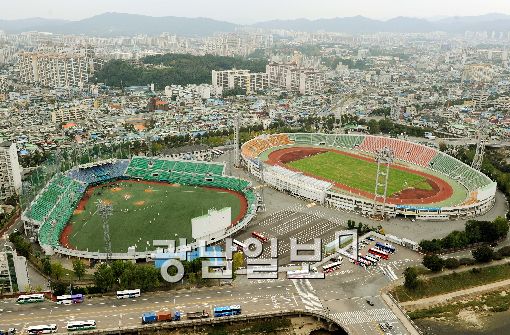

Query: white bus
left=364, top=254, right=379, bottom=264
left=116, top=289, right=141, bottom=299
left=322, top=260, right=343, bottom=273
left=232, top=239, right=247, bottom=251
left=26, top=324, right=57, bottom=334
left=16, top=293, right=45, bottom=304
left=56, top=294, right=84, bottom=304
left=66, top=320, right=96, bottom=331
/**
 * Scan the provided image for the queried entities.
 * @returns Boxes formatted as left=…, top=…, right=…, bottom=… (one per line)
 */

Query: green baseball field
left=286, top=151, right=432, bottom=196
left=64, top=180, right=244, bottom=253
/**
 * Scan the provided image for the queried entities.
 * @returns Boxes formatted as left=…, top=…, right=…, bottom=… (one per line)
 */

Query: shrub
left=459, top=258, right=476, bottom=266
left=498, top=246, right=510, bottom=257
left=444, top=258, right=460, bottom=269
left=472, top=246, right=495, bottom=263
left=423, top=254, right=444, bottom=272
left=404, top=267, right=420, bottom=290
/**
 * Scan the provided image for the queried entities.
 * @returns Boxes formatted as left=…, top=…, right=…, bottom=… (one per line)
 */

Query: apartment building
left=17, top=50, right=97, bottom=88
left=266, top=62, right=325, bottom=95
left=51, top=107, right=86, bottom=124
left=0, top=142, right=22, bottom=201
left=211, top=69, right=268, bottom=94
left=495, top=96, right=510, bottom=112
left=472, top=92, right=490, bottom=111
left=0, top=249, right=30, bottom=293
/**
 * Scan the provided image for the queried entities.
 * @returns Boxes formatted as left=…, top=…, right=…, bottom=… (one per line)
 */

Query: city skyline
left=1, top=0, right=510, bottom=24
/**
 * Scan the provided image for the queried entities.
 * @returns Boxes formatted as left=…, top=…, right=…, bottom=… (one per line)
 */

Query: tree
left=497, top=246, right=510, bottom=257
left=422, top=254, right=444, bottom=272
left=232, top=252, right=244, bottom=272
left=42, top=257, right=52, bottom=276
left=404, top=267, right=419, bottom=290
left=472, top=246, right=495, bottom=263
left=419, top=239, right=442, bottom=253
left=347, top=220, right=356, bottom=230
left=51, top=262, right=64, bottom=280
left=444, top=258, right=460, bottom=269
left=111, top=260, right=128, bottom=280
left=367, top=119, right=380, bottom=134
left=9, top=232, right=32, bottom=258
left=72, top=259, right=86, bottom=281
left=493, top=216, right=509, bottom=239
left=94, top=263, right=115, bottom=292
left=465, top=220, right=483, bottom=243
left=441, top=231, right=468, bottom=250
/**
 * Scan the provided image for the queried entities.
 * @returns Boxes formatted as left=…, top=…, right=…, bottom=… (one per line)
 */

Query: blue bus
left=213, top=305, right=241, bottom=317
left=375, top=242, right=395, bottom=253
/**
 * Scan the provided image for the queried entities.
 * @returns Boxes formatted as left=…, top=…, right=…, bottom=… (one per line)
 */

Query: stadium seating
left=429, top=152, right=492, bottom=191
left=31, top=174, right=85, bottom=247
left=242, top=134, right=293, bottom=159
left=357, top=136, right=437, bottom=167
left=332, top=135, right=365, bottom=149
left=67, top=160, right=129, bottom=185
left=285, top=133, right=364, bottom=150
left=125, top=157, right=252, bottom=195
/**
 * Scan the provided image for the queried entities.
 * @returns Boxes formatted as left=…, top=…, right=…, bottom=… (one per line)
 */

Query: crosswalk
left=292, top=279, right=323, bottom=311
left=331, top=308, right=397, bottom=325
left=379, top=264, right=399, bottom=281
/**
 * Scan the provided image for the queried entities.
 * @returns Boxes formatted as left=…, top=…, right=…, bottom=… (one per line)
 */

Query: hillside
left=93, top=53, right=267, bottom=88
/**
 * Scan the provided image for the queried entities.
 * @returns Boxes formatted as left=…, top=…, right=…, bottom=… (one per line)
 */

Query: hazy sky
left=2, top=0, right=510, bottom=23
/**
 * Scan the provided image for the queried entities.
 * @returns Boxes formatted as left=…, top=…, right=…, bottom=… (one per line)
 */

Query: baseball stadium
left=21, top=157, right=258, bottom=260
left=242, top=133, right=497, bottom=220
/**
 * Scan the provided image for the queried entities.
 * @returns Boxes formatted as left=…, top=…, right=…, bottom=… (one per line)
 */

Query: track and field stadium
left=22, top=157, right=257, bottom=260
left=242, top=133, right=496, bottom=220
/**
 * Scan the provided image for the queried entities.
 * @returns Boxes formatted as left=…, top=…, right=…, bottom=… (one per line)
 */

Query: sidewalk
left=381, top=292, right=421, bottom=335
left=425, top=259, right=510, bottom=279
left=401, top=278, right=510, bottom=310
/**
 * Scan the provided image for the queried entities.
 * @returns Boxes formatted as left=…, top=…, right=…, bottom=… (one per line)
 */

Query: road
left=1, top=248, right=419, bottom=334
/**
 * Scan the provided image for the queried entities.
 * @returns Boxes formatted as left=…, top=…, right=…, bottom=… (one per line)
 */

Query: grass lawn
left=67, top=181, right=242, bottom=253
left=393, top=264, right=510, bottom=303
left=286, top=151, right=432, bottom=196
left=408, top=289, right=510, bottom=320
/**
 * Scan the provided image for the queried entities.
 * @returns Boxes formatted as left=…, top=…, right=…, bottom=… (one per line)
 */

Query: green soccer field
left=67, top=181, right=242, bottom=253
left=286, top=151, right=432, bottom=196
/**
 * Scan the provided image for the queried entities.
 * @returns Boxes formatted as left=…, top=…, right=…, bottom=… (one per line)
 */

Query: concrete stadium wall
left=70, top=310, right=348, bottom=334
left=242, top=133, right=497, bottom=221
left=22, top=159, right=259, bottom=261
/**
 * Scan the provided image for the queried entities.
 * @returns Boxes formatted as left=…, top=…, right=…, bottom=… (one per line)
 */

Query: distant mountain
left=2, top=13, right=510, bottom=36
left=0, top=17, right=68, bottom=32
left=435, top=14, right=510, bottom=33
left=0, top=13, right=237, bottom=37
left=254, top=14, right=510, bottom=33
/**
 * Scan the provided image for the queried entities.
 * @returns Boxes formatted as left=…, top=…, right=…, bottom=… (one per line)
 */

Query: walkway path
left=401, top=278, right=510, bottom=310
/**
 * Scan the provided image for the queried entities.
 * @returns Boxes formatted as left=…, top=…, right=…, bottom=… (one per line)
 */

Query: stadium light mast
left=258, top=160, right=266, bottom=212
left=97, top=200, right=113, bottom=262
left=233, top=110, right=241, bottom=168
left=373, top=147, right=394, bottom=219
left=471, top=119, right=488, bottom=171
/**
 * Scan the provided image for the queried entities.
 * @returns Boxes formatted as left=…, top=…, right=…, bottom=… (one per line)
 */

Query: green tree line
left=419, top=217, right=509, bottom=253
left=94, top=54, right=267, bottom=88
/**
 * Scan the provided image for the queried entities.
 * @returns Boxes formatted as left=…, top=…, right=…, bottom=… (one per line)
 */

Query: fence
left=61, top=309, right=347, bottom=335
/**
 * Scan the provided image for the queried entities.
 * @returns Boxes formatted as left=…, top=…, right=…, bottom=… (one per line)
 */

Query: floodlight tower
left=471, top=120, right=488, bottom=171
left=97, top=200, right=113, bottom=262
left=233, top=111, right=241, bottom=168
left=373, top=147, right=394, bottom=219
left=258, top=160, right=266, bottom=212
